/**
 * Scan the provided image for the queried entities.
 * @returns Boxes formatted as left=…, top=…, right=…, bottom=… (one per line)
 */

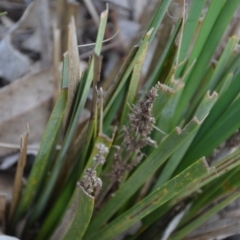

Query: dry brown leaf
left=10, top=0, right=52, bottom=68
left=0, top=69, right=53, bottom=157
left=64, top=16, right=80, bottom=127
left=53, top=26, right=61, bottom=103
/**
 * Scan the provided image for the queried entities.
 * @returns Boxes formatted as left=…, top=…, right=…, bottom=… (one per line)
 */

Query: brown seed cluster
left=129, top=87, right=158, bottom=137
left=123, top=86, right=158, bottom=151
left=111, top=147, right=126, bottom=181
left=111, top=85, right=159, bottom=181
left=78, top=143, right=108, bottom=195
left=77, top=168, right=102, bottom=194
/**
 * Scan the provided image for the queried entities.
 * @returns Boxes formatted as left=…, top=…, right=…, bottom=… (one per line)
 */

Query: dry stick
left=8, top=124, right=29, bottom=222
left=78, top=30, right=120, bottom=48
left=52, top=24, right=61, bottom=104
left=80, top=41, right=121, bottom=59
left=99, top=88, right=104, bottom=135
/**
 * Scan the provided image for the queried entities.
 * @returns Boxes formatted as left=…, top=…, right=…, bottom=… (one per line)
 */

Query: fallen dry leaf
left=10, top=0, right=52, bottom=68
left=0, top=35, right=31, bottom=82
left=0, top=0, right=52, bottom=83
left=0, top=69, right=53, bottom=157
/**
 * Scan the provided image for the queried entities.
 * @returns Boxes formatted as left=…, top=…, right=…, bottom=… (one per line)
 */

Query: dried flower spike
left=78, top=143, right=108, bottom=195
left=123, top=84, right=158, bottom=152
left=93, top=143, right=109, bottom=167
left=77, top=168, right=102, bottom=194
left=128, top=86, right=158, bottom=137
left=111, top=84, right=159, bottom=181
left=111, top=146, right=125, bottom=182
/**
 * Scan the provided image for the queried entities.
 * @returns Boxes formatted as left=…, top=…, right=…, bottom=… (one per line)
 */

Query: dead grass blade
left=64, top=16, right=80, bottom=128
left=8, top=125, right=29, bottom=221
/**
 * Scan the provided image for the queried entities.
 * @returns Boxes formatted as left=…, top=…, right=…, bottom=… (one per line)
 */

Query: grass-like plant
left=5, top=0, right=240, bottom=239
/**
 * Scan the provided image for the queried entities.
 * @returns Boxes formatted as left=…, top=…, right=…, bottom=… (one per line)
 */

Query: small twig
left=78, top=30, right=120, bottom=48
left=80, top=30, right=144, bottom=59
left=99, top=87, right=104, bottom=135
left=152, top=125, right=166, bottom=135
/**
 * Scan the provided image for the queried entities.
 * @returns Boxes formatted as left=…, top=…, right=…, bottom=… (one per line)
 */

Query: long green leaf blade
left=174, top=0, right=240, bottom=124
left=183, top=0, right=226, bottom=75
left=13, top=89, right=67, bottom=226
left=175, top=0, right=207, bottom=76
left=28, top=7, right=109, bottom=225
left=87, top=158, right=209, bottom=240
left=153, top=91, right=218, bottom=189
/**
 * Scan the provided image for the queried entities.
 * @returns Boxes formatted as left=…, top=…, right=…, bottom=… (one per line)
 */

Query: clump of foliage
left=5, top=0, right=240, bottom=239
